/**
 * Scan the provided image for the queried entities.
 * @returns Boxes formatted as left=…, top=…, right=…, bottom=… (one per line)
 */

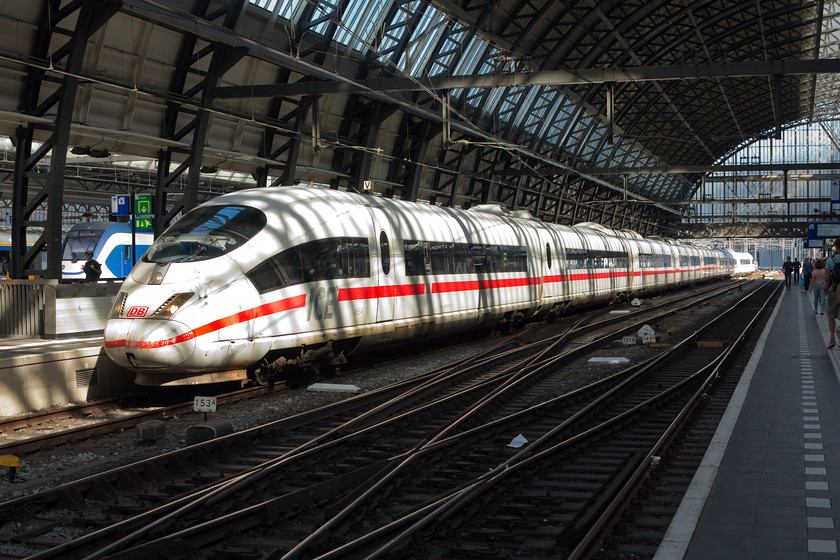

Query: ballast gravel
left=0, top=280, right=756, bottom=501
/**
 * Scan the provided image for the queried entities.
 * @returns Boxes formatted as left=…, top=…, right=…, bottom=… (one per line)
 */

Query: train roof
left=191, top=186, right=734, bottom=255
left=66, top=221, right=113, bottom=232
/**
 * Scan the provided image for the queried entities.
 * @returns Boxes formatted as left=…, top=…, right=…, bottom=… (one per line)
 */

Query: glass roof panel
left=580, top=125, right=604, bottom=161
left=463, top=47, right=501, bottom=104
left=248, top=0, right=301, bottom=19
left=427, top=22, right=469, bottom=76
left=398, top=8, right=448, bottom=75
left=378, top=1, right=422, bottom=64
left=691, top=121, right=840, bottom=225
left=333, top=0, right=393, bottom=50
left=449, top=37, right=486, bottom=99
left=814, top=0, right=840, bottom=119
left=512, top=87, right=540, bottom=128
left=307, top=0, right=340, bottom=36
left=543, top=99, right=577, bottom=146
left=491, top=86, right=529, bottom=121
left=520, top=87, right=557, bottom=136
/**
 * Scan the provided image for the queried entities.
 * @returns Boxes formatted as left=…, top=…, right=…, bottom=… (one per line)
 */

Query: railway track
left=0, top=386, right=268, bottom=457
left=0, top=279, right=741, bottom=460
left=0, top=278, right=762, bottom=559
left=282, top=281, right=779, bottom=560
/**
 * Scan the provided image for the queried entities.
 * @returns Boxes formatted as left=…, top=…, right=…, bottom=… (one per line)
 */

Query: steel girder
left=386, top=115, right=436, bottom=202
left=254, top=0, right=356, bottom=189
left=11, top=0, right=121, bottom=279
left=343, top=0, right=425, bottom=196
left=330, top=94, right=398, bottom=192
left=679, top=221, right=809, bottom=238
left=153, top=0, right=248, bottom=237
left=431, top=138, right=476, bottom=208
left=433, top=0, right=828, bottom=230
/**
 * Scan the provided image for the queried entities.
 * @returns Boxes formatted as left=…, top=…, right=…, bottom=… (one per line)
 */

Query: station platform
left=657, top=284, right=840, bottom=559
left=0, top=336, right=135, bottom=416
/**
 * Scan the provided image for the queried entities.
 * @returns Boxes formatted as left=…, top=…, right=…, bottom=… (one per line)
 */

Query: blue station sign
left=111, top=194, right=130, bottom=216
left=808, top=222, right=840, bottom=240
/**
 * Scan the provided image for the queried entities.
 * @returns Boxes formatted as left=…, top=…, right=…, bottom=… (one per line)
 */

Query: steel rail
left=565, top=281, right=782, bottom=560
left=276, top=281, right=754, bottom=559
left=99, top=281, right=765, bottom=560
left=15, top=338, right=534, bottom=560
left=4, top=279, right=753, bottom=559
left=306, top=281, right=775, bottom=560
left=96, top=280, right=761, bottom=560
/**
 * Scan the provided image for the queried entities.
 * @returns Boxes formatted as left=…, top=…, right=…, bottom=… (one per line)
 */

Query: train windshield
left=62, top=228, right=106, bottom=262
left=143, top=205, right=266, bottom=264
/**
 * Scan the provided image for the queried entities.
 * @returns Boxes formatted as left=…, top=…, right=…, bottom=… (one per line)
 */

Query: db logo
left=126, top=306, right=149, bottom=318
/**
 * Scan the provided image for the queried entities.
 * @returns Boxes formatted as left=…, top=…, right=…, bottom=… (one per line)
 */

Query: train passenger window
left=470, top=245, right=487, bottom=273
left=502, top=246, right=528, bottom=272
left=62, top=227, right=106, bottom=262
left=430, top=242, right=452, bottom=273
left=453, top=244, right=474, bottom=274
left=246, top=237, right=370, bottom=294
left=565, top=248, right=588, bottom=270
left=380, top=232, right=390, bottom=276
left=403, top=240, right=475, bottom=275
left=403, top=241, right=426, bottom=276
left=405, top=240, right=527, bottom=275
left=471, top=244, right=527, bottom=273
left=639, top=253, right=671, bottom=268
left=546, top=244, right=552, bottom=269
left=144, top=205, right=267, bottom=264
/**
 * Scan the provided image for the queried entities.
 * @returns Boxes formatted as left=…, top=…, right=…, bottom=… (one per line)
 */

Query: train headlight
left=149, top=263, right=170, bottom=285
left=151, top=292, right=195, bottom=318
left=110, top=292, right=127, bottom=318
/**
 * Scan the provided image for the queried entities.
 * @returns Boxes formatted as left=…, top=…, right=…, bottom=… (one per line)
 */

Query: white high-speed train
left=729, top=251, right=758, bottom=276
left=104, top=185, right=735, bottom=386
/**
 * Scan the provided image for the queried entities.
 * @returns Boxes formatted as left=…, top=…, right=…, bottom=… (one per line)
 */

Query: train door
left=368, top=206, right=395, bottom=323
left=626, top=239, right=641, bottom=293
left=605, top=234, right=629, bottom=296
left=513, top=222, right=543, bottom=309
left=539, top=227, right=561, bottom=305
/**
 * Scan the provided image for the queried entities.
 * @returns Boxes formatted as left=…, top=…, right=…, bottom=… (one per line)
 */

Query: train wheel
left=285, top=364, right=316, bottom=389
left=247, top=363, right=276, bottom=386
left=319, top=363, right=339, bottom=379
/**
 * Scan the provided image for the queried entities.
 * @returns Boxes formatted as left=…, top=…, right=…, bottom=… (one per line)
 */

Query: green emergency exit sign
left=135, top=194, right=153, bottom=216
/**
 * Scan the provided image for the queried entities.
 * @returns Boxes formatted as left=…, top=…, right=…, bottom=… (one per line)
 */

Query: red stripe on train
left=105, top=293, right=307, bottom=349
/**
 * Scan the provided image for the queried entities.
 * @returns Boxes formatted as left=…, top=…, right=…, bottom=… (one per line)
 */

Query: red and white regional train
left=104, top=185, right=736, bottom=386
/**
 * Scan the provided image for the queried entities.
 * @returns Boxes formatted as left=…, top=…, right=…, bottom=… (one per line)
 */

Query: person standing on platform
left=810, top=258, right=827, bottom=315
left=782, top=256, right=794, bottom=291
left=803, top=257, right=814, bottom=291
left=824, top=239, right=840, bottom=348
left=794, top=257, right=802, bottom=286
left=82, top=251, right=102, bottom=281
left=0, top=255, right=8, bottom=279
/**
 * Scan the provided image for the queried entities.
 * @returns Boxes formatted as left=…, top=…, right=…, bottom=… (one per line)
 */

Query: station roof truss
left=0, top=0, right=839, bottom=276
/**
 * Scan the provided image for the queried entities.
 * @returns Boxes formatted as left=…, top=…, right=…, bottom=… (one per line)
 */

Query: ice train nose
left=104, top=319, right=196, bottom=368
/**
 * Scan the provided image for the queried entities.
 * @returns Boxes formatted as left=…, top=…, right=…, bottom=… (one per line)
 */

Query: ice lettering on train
left=307, top=287, right=338, bottom=321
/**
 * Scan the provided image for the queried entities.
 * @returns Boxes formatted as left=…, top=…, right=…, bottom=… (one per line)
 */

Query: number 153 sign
left=193, top=396, right=217, bottom=413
